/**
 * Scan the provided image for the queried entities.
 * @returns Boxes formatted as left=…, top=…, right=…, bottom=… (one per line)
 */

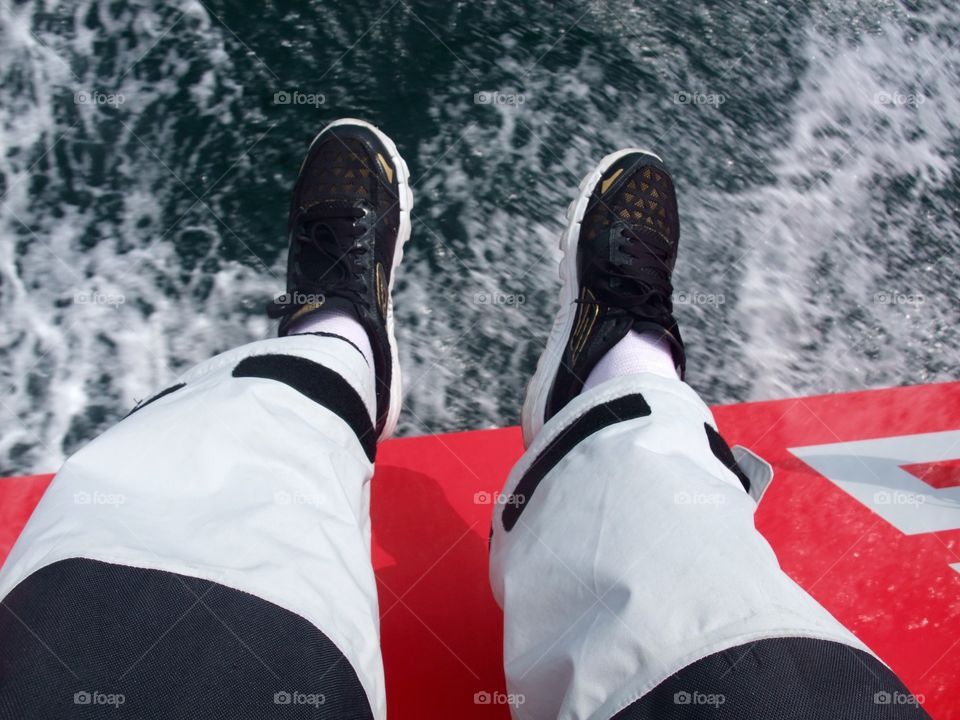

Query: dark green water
left=1, top=0, right=957, bottom=473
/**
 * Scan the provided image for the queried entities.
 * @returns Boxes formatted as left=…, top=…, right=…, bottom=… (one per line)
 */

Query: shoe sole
left=308, top=118, right=413, bottom=441
left=520, top=147, right=663, bottom=448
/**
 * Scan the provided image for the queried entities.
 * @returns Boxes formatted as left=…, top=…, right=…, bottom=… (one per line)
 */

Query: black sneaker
left=521, top=149, right=685, bottom=446
left=267, top=119, right=412, bottom=440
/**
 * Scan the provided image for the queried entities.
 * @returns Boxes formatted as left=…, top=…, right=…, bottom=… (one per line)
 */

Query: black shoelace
left=267, top=202, right=372, bottom=318
left=577, top=221, right=675, bottom=325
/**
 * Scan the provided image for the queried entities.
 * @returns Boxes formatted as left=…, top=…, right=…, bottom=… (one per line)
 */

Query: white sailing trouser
left=0, top=334, right=385, bottom=718
left=0, top=337, right=921, bottom=720
left=490, top=373, right=875, bottom=720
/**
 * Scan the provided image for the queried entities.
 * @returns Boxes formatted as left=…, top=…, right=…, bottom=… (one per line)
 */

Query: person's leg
left=490, top=151, right=929, bottom=719
left=0, top=118, right=411, bottom=720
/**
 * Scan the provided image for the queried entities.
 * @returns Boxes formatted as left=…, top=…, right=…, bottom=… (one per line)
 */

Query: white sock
left=582, top=330, right=679, bottom=393
left=288, top=308, right=374, bottom=368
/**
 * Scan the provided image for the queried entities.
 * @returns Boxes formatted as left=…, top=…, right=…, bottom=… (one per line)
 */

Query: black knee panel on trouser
left=612, top=637, right=930, bottom=720
left=0, top=558, right=374, bottom=719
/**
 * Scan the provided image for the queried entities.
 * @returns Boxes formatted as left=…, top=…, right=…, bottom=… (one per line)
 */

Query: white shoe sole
left=309, top=118, right=413, bottom=441
left=520, top=147, right=663, bottom=448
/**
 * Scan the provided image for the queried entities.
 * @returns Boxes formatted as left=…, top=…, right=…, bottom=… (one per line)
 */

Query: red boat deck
left=3, top=382, right=959, bottom=718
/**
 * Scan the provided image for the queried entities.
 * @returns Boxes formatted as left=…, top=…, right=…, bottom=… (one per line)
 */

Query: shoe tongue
left=303, top=199, right=359, bottom=217
left=587, top=223, right=674, bottom=322
left=624, top=225, right=675, bottom=274
left=618, top=221, right=673, bottom=254
left=302, top=201, right=362, bottom=246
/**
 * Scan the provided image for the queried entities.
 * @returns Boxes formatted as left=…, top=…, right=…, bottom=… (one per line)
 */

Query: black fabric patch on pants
left=301, top=332, right=369, bottom=364
left=126, top=382, right=186, bottom=418
left=611, top=636, right=930, bottom=720
left=233, top=353, right=376, bottom=462
left=502, top=393, right=652, bottom=531
left=0, top=558, right=374, bottom=720
left=704, top=423, right=750, bottom=493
